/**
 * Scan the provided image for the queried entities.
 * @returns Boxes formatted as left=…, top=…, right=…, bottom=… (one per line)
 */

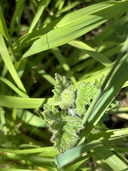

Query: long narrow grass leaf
left=23, top=1, right=128, bottom=57
left=28, top=0, right=50, bottom=33
left=69, top=40, right=112, bottom=66
left=96, top=146, right=128, bottom=171
left=10, top=0, right=25, bottom=35
left=0, top=34, right=27, bottom=93
left=0, top=77, right=28, bottom=98
left=0, top=6, right=10, bottom=40
left=82, top=53, right=128, bottom=138
left=55, top=128, right=128, bottom=168
left=52, top=47, right=76, bottom=83
left=0, top=95, right=53, bottom=108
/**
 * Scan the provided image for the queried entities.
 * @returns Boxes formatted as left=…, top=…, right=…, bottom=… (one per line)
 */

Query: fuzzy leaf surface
left=43, top=104, right=83, bottom=152
left=52, top=73, right=76, bottom=109
left=75, top=82, right=97, bottom=116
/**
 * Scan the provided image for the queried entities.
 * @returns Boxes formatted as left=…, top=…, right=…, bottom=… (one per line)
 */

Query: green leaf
left=10, top=0, right=25, bottom=35
left=69, top=40, right=112, bottom=66
left=75, top=82, right=98, bottom=116
left=0, top=95, right=51, bottom=108
left=0, top=34, right=27, bottom=93
left=51, top=115, right=83, bottom=153
left=59, top=85, right=76, bottom=109
left=96, top=146, right=128, bottom=171
left=81, top=53, right=128, bottom=139
left=0, top=77, right=28, bottom=98
left=43, top=105, right=83, bottom=153
left=0, top=6, right=10, bottom=40
left=52, top=47, right=76, bottom=84
left=22, top=1, right=128, bottom=57
left=55, top=128, right=128, bottom=168
left=17, top=109, right=47, bottom=127
left=52, top=73, right=76, bottom=109
left=28, top=0, right=50, bottom=33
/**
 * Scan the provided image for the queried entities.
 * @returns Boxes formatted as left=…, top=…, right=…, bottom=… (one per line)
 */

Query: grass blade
left=28, top=0, right=50, bottom=33
left=0, top=34, right=27, bottom=93
left=0, top=77, right=28, bottom=98
left=10, top=0, right=25, bottom=35
left=96, top=146, right=128, bottom=171
left=0, top=95, right=53, bottom=108
left=69, top=40, right=112, bottom=66
left=82, top=53, right=128, bottom=136
left=0, top=6, right=10, bottom=40
left=23, top=1, right=128, bottom=57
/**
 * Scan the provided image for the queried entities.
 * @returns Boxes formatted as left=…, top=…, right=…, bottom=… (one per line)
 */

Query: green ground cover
left=0, top=0, right=128, bottom=170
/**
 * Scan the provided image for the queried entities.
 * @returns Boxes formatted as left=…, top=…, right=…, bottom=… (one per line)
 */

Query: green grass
left=0, top=0, right=128, bottom=170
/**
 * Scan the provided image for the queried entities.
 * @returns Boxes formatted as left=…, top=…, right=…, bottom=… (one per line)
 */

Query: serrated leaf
left=52, top=73, right=71, bottom=102
left=52, top=74, right=76, bottom=109
left=75, top=82, right=98, bottom=116
left=43, top=104, right=61, bottom=124
left=93, top=76, right=105, bottom=88
left=43, top=74, right=119, bottom=153
left=59, top=85, right=76, bottom=109
left=43, top=104, right=83, bottom=153
left=51, top=115, right=83, bottom=153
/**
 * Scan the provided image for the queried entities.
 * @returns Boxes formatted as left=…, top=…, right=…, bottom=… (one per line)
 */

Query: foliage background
left=0, top=0, right=128, bottom=170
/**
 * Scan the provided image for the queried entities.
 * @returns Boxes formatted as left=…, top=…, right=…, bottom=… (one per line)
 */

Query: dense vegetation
left=0, top=0, right=128, bottom=170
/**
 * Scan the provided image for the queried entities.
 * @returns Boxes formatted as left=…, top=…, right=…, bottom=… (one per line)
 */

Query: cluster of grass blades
left=0, top=0, right=128, bottom=170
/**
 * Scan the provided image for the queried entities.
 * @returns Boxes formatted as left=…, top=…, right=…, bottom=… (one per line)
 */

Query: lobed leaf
left=75, top=82, right=98, bottom=116
left=43, top=104, right=83, bottom=153
left=52, top=73, right=76, bottom=109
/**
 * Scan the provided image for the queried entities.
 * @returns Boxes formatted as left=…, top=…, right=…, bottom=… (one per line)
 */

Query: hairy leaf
left=75, top=82, right=97, bottom=116
left=52, top=73, right=76, bottom=109
left=43, top=104, right=83, bottom=152
left=43, top=74, right=118, bottom=153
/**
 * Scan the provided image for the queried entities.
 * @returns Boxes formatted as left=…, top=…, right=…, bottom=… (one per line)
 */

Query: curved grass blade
left=55, top=128, right=128, bottom=168
left=52, top=47, right=76, bottom=83
left=0, top=34, right=27, bottom=93
left=81, top=53, right=128, bottom=138
left=0, top=77, right=28, bottom=98
left=10, top=0, right=25, bottom=35
left=69, top=40, right=112, bottom=66
left=28, top=0, right=50, bottom=33
left=23, top=1, right=128, bottom=58
left=0, top=95, right=51, bottom=108
left=0, top=6, right=10, bottom=40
